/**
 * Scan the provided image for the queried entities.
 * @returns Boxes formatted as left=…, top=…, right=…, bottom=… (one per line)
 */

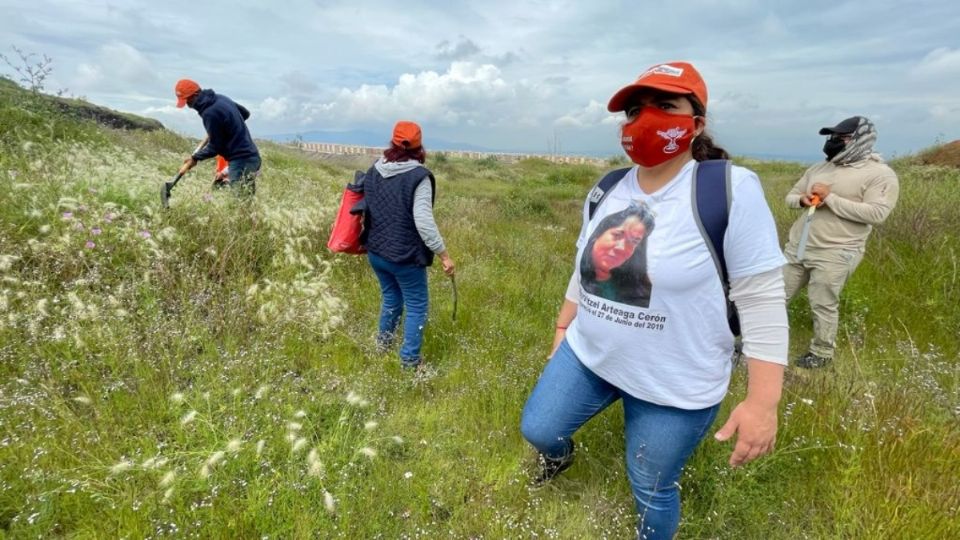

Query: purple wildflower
left=62, top=212, right=73, bottom=220
left=139, top=230, right=152, bottom=239
left=91, top=227, right=102, bottom=236
left=85, top=240, right=96, bottom=249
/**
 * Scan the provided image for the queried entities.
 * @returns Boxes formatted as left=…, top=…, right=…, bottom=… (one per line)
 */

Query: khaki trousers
left=783, top=244, right=864, bottom=358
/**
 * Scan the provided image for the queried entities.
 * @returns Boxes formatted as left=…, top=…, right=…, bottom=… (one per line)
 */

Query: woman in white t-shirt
left=520, top=61, right=788, bottom=540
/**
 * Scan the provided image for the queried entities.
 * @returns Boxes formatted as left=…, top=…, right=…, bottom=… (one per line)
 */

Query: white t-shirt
left=565, top=160, right=785, bottom=409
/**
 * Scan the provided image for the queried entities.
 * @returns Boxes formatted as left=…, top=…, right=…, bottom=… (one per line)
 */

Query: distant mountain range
left=265, top=129, right=494, bottom=152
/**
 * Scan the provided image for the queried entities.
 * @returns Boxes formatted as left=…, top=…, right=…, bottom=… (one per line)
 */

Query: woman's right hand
left=550, top=327, right=566, bottom=358
left=440, top=252, right=455, bottom=276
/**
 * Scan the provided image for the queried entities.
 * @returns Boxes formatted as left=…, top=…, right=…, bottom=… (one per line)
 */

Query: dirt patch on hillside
left=919, top=140, right=960, bottom=168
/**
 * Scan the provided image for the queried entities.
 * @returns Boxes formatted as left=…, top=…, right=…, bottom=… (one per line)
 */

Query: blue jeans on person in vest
left=520, top=339, right=720, bottom=540
left=368, top=252, right=428, bottom=366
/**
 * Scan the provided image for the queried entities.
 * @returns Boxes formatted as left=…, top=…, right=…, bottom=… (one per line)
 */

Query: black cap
left=819, top=116, right=862, bottom=136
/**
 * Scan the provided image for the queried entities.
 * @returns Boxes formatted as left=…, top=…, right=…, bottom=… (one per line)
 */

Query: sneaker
left=534, top=441, right=575, bottom=485
left=796, top=352, right=832, bottom=369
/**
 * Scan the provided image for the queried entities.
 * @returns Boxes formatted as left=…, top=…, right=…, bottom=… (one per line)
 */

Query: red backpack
left=326, top=170, right=368, bottom=254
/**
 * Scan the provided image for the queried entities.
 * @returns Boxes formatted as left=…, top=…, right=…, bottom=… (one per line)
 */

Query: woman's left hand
left=713, top=399, right=778, bottom=467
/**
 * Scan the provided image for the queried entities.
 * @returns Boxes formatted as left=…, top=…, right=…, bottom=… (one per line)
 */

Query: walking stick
left=449, top=274, right=458, bottom=322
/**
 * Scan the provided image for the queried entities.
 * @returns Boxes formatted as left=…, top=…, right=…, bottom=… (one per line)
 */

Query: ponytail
left=383, top=143, right=426, bottom=164
left=689, top=98, right=730, bottom=162
left=692, top=134, right=729, bottom=161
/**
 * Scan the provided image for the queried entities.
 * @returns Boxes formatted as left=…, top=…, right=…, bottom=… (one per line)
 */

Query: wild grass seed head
left=180, top=410, right=198, bottom=425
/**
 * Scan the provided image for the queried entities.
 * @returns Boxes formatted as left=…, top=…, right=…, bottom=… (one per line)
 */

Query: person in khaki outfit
left=784, top=116, right=899, bottom=368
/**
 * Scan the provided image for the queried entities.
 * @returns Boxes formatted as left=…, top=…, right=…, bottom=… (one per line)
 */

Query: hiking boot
left=796, top=352, right=832, bottom=369
left=534, top=441, right=575, bottom=485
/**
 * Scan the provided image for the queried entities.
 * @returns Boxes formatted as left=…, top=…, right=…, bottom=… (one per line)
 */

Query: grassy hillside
left=0, top=82, right=957, bottom=538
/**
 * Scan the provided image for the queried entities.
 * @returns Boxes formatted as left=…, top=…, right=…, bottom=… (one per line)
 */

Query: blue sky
left=2, top=0, right=958, bottom=161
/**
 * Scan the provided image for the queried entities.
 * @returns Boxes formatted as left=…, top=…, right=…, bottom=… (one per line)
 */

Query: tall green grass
left=0, top=88, right=957, bottom=538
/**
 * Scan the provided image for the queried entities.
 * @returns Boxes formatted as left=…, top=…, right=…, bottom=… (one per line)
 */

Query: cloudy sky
left=2, top=0, right=958, bottom=161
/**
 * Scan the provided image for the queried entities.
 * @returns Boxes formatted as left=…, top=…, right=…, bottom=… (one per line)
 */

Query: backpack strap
left=587, top=167, right=632, bottom=220
left=691, top=159, right=740, bottom=336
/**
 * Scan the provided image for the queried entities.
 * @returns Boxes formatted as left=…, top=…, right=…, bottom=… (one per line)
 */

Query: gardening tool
left=449, top=274, right=458, bottom=322
left=160, top=172, right=183, bottom=209
left=795, top=194, right=821, bottom=260
left=161, top=137, right=209, bottom=209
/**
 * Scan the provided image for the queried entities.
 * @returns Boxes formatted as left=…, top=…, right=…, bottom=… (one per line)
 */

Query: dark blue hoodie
left=190, top=89, right=259, bottom=162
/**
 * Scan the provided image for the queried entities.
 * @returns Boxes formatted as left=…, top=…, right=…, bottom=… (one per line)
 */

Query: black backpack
left=586, top=160, right=740, bottom=336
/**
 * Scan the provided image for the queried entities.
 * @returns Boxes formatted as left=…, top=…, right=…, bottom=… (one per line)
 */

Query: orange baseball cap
left=391, top=120, right=422, bottom=149
left=607, top=62, right=708, bottom=112
left=175, top=79, right=201, bottom=108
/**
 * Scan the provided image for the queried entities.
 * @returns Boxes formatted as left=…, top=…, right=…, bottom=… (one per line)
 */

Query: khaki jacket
left=785, top=155, right=899, bottom=251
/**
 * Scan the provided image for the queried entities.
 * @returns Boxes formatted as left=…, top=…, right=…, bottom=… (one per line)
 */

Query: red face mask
left=620, top=107, right=696, bottom=167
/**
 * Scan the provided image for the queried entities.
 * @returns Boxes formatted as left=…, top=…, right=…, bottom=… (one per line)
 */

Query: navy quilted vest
left=363, top=164, right=436, bottom=267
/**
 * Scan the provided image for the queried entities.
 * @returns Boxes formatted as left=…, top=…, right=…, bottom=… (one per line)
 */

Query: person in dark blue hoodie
left=175, top=79, right=261, bottom=196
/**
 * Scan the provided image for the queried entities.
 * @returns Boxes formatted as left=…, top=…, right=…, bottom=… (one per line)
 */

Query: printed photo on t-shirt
left=579, top=200, right=656, bottom=307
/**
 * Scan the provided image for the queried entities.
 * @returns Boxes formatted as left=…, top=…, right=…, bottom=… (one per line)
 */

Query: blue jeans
left=228, top=155, right=261, bottom=196
left=520, top=340, right=720, bottom=540
left=367, top=252, right=428, bottom=366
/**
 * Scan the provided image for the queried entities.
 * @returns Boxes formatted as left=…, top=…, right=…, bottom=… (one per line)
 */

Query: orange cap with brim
left=391, top=120, right=422, bottom=149
left=175, top=79, right=201, bottom=108
left=607, top=62, right=708, bottom=113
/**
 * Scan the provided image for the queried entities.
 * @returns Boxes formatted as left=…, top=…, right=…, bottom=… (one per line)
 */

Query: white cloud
left=912, top=47, right=960, bottom=79
left=554, top=100, right=619, bottom=128
left=69, top=41, right=156, bottom=91
left=258, top=62, right=524, bottom=128
left=258, top=97, right=291, bottom=121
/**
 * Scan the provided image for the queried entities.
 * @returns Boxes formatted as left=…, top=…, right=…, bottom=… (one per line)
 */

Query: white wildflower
left=293, top=409, right=307, bottom=418
left=285, top=432, right=297, bottom=443
left=800, top=398, right=814, bottom=406
left=364, top=421, right=378, bottom=431
left=200, top=464, right=211, bottom=478
left=308, top=460, right=324, bottom=477
left=180, top=410, right=198, bottom=425
left=254, top=385, right=270, bottom=399
left=226, top=439, right=242, bottom=453
left=162, top=487, right=174, bottom=503
left=246, top=283, right=259, bottom=297
left=307, top=448, right=320, bottom=465
left=72, top=395, right=92, bottom=405
left=256, top=439, right=266, bottom=457
left=404, top=471, right=413, bottom=480
left=170, top=392, right=185, bottom=404
left=391, top=436, right=404, bottom=444
left=287, top=421, right=303, bottom=432
left=359, top=447, right=377, bottom=459
left=346, top=391, right=362, bottom=405
left=323, top=491, right=336, bottom=513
